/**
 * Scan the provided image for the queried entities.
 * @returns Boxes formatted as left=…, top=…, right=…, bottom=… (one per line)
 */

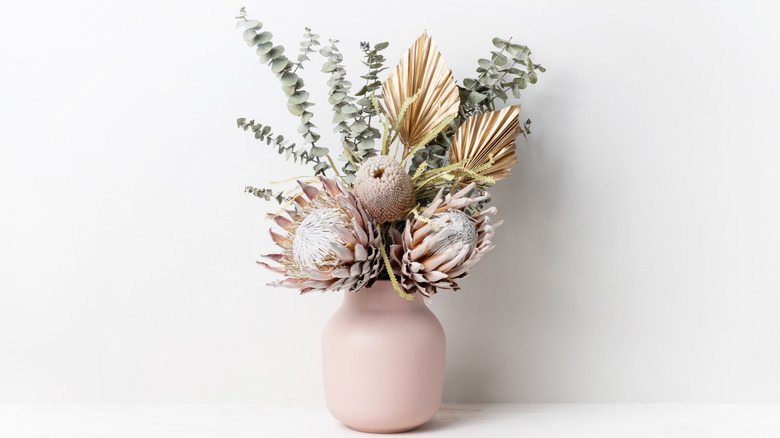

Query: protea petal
left=354, top=244, right=368, bottom=262
left=275, top=278, right=303, bottom=289
left=274, top=215, right=295, bottom=232
left=298, top=180, right=321, bottom=201
left=301, top=267, right=334, bottom=281
left=262, top=253, right=284, bottom=262
left=332, top=267, right=351, bottom=278
left=293, top=195, right=309, bottom=208
left=352, top=217, right=369, bottom=245
left=286, top=209, right=302, bottom=222
left=329, top=241, right=355, bottom=263
left=256, top=261, right=286, bottom=274
left=332, top=225, right=358, bottom=246
left=421, top=247, right=456, bottom=271
left=421, top=197, right=444, bottom=218
left=409, top=240, right=430, bottom=261
left=319, top=176, right=340, bottom=197
left=269, top=230, right=288, bottom=248
left=424, top=271, right=448, bottom=282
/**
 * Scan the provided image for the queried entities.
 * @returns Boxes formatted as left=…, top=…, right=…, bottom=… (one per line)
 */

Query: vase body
left=322, top=280, right=446, bottom=433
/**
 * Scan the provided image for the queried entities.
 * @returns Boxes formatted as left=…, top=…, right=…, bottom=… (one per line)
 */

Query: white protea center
left=292, top=207, right=348, bottom=271
left=428, top=210, right=478, bottom=256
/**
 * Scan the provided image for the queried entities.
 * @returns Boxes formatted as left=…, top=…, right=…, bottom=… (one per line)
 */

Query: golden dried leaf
left=449, top=105, right=521, bottom=182
left=381, top=33, right=460, bottom=156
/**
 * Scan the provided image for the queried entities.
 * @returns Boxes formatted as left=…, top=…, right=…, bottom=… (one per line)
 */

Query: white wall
left=1, top=0, right=779, bottom=403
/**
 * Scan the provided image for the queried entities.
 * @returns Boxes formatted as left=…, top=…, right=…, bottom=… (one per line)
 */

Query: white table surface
left=2, top=403, right=779, bottom=437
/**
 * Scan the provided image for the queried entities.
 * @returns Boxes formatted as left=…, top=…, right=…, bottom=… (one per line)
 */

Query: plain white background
left=2, top=0, right=779, bottom=404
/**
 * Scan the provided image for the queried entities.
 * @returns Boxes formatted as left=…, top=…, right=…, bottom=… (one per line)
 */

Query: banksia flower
left=389, top=183, right=501, bottom=297
left=258, top=177, right=382, bottom=293
left=353, top=156, right=415, bottom=222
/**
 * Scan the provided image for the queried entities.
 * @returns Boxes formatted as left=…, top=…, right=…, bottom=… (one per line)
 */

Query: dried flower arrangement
left=235, top=8, right=544, bottom=300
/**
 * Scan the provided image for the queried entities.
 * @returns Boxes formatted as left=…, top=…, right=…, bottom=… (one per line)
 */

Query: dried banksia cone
left=389, top=183, right=501, bottom=297
left=353, top=156, right=415, bottom=222
left=257, top=177, right=382, bottom=293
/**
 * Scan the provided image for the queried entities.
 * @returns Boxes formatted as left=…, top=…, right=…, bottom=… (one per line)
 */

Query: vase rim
left=342, top=280, right=424, bottom=309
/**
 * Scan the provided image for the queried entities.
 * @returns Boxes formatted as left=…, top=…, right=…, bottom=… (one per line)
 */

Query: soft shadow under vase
left=321, top=280, right=446, bottom=433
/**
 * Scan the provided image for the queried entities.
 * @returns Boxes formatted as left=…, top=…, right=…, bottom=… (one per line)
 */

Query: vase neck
left=342, top=280, right=425, bottom=310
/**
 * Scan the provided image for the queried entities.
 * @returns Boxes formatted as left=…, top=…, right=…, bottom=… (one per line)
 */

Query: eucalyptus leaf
left=243, top=20, right=261, bottom=30
left=271, top=56, right=290, bottom=73
left=310, top=145, right=330, bottom=157
left=467, top=91, right=488, bottom=104
left=255, top=42, right=273, bottom=56
left=242, top=29, right=257, bottom=41
left=313, top=161, right=330, bottom=174
left=511, top=83, right=521, bottom=98
left=280, top=71, right=298, bottom=86
left=493, top=54, right=508, bottom=66
left=287, top=102, right=306, bottom=116
left=266, top=46, right=284, bottom=59
left=350, top=120, right=367, bottom=134
left=506, top=43, right=526, bottom=57
left=357, top=139, right=375, bottom=150
left=288, top=91, right=310, bottom=104
left=256, top=31, right=273, bottom=44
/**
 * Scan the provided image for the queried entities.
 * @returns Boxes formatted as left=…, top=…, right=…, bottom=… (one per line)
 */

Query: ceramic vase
left=321, top=280, right=446, bottom=433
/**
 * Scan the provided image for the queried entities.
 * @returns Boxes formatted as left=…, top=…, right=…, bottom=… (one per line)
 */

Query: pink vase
left=322, top=280, right=446, bottom=433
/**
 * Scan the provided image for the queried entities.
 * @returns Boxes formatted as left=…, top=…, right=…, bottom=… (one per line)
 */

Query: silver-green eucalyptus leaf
left=256, top=31, right=273, bottom=44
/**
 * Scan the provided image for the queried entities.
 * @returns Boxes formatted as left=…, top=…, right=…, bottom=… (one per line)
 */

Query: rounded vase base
left=345, top=423, right=422, bottom=434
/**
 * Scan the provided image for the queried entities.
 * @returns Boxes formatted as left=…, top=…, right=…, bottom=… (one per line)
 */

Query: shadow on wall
left=434, top=86, right=575, bottom=402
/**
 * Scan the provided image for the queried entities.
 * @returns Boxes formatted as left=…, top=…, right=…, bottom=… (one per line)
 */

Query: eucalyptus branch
left=237, top=10, right=329, bottom=174
left=245, top=185, right=286, bottom=203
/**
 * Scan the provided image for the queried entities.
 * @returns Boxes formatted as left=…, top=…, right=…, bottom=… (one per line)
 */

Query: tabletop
left=2, top=403, right=779, bottom=437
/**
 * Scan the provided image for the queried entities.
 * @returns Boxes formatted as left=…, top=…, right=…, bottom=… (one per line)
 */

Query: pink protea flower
left=389, top=183, right=501, bottom=297
left=258, top=177, right=382, bottom=293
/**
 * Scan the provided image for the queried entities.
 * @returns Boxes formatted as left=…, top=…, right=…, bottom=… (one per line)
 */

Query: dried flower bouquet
left=235, top=8, right=544, bottom=299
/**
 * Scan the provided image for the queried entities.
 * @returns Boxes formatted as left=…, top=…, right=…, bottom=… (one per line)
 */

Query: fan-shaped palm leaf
left=449, top=105, right=520, bottom=182
left=381, top=33, right=460, bottom=156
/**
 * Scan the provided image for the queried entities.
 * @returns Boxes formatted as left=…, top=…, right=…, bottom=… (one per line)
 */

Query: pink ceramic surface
left=322, top=280, right=446, bottom=433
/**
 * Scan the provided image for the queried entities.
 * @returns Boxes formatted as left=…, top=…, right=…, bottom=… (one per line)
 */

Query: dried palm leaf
left=449, top=105, right=521, bottom=182
left=381, top=33, right=460, bottom=157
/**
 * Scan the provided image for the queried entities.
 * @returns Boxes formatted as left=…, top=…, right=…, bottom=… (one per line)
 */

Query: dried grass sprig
left=378, top=231, right=414, bottom=300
